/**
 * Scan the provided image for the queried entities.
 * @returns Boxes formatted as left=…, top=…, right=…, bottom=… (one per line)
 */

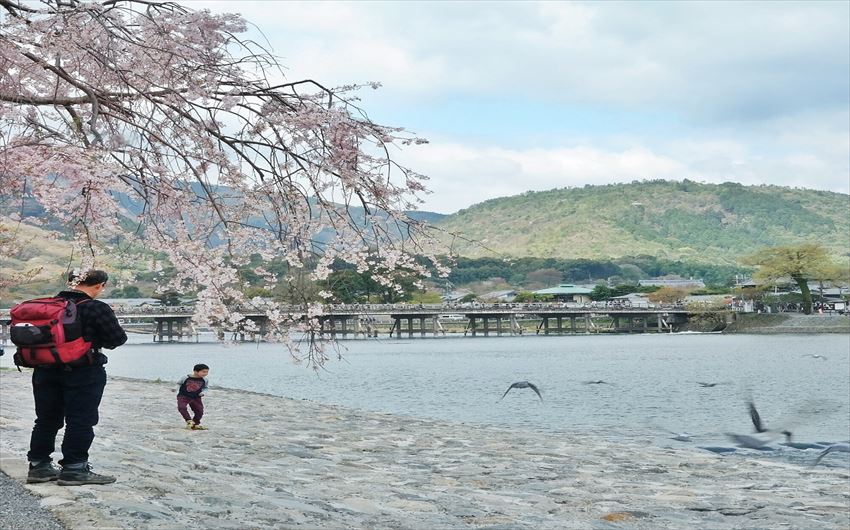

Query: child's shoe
left=191, top=424, right=208, bottom=430
left=185, top=420, right=193, bottom=429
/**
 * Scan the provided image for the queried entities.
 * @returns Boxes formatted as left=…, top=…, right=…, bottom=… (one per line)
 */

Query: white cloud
left=194, top=0, right=849, bottom=209
left=401, top=130, right=848, bottom=213
left=211, top=2, right=847, bottom=117
left=399, top=141, right=687, bottom=212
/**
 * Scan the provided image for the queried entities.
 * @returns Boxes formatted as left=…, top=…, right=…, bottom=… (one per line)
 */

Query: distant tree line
left=116, top=253, right=747, bottom=305
left=445, top=255, right=746, bottom=287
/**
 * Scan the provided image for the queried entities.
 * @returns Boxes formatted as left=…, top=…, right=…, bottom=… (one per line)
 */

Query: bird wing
left=813, top=445, right=837, bottom=466
left=527, top=382, right=543, bottom=401
left=748, top=402, right=767, bottom=432
left=499, top=384, right=516, bottom=401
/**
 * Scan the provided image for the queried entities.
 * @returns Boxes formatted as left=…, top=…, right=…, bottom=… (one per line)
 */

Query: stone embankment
left=723, top=313, right=850, bottom=334
left=1, top=372, right=848, bottom=529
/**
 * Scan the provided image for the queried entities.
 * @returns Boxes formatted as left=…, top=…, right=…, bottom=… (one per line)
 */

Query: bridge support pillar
left=433, top=316, right=444, bottom=336
left=468, top=317, right=477, bottom=337
left=153, top=317, right=194, bottom=343
left=510, top=314, right=522, bottom=335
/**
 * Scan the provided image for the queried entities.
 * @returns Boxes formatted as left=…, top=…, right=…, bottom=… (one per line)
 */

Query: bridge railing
left=1, top=300, right=692, bottom=319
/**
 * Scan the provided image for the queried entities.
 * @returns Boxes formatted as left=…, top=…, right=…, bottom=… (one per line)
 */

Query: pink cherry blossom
left=0, top=0, right=446, bottom=367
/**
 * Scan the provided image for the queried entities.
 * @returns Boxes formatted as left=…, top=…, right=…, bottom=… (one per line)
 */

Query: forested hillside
left=434, top=180, right=849, bottom=264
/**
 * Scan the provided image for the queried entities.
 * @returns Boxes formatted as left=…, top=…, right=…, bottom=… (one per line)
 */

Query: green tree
left=513, top=291, right=537, bottom=303
left=526, top=268, right=562, bottom=288
left=320, top=269, right=368, bottom=303
left=153, top=290, right=182, bottom=306
left=742, top=244, right=839, bottom=314
left=109, top=285, right=142, bottom=298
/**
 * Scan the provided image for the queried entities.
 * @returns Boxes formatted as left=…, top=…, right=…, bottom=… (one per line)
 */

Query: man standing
left=26, top=270, right=127, bottom=486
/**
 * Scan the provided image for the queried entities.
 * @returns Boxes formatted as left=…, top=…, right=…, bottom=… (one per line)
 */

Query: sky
left=201, top=1, right=850, bottom=214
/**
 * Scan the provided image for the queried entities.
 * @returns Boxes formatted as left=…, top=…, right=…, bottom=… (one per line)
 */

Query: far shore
left=1, top=371, right=848, bottom=529
left=721, top=313, right=850, bottom=334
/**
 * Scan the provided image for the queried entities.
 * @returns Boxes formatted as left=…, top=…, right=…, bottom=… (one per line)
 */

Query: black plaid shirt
left=58, top=290, right=128, bottom=364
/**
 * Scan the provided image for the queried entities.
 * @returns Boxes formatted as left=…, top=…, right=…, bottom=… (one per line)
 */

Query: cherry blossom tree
left=0, top=0, right=445, bottom=365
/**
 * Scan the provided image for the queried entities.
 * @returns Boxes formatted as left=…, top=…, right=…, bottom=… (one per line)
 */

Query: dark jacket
left=177, top=376, right=209, bottom=399
left=56, top=290, right=128, bottom=365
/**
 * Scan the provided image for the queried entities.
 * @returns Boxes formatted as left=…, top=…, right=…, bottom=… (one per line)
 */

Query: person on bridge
left=26, top=269, right=128, bottom=486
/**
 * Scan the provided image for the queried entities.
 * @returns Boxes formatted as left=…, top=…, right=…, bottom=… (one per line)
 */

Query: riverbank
left=1, top=371, right=848, bottom=529
left=723, top=313, right=850, bottom=334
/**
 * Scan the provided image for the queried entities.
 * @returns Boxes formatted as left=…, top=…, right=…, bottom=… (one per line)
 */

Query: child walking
left=177, top=364, right=210, bottom=430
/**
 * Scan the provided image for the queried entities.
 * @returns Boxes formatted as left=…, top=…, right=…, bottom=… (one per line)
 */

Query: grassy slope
left=434, top=180, right=850, bottom=264
left=0, top=218, right=150, bottom=304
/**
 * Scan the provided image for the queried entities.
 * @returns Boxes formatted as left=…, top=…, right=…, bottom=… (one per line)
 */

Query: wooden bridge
left=1, top=303, right=692, bottom=343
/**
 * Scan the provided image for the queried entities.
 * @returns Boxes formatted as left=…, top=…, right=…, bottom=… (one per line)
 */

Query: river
left=31, top=333, right=850, bottom=439
left=3, top=332, right=849, bottom=457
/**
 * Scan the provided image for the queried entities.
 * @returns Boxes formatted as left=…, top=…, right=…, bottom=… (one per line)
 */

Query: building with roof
left=480, top=289, right=517, bottom=302
left=441, top=290, right=473, bottom=303
left=533, top=284, right=593, bottom=303
left=610, top=293, right=652, bottom=308
left=639, top=278, right=705, bottom=289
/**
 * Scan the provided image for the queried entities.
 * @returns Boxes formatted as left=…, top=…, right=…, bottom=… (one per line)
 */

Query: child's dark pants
left=177, top=396, right=204, bottom=424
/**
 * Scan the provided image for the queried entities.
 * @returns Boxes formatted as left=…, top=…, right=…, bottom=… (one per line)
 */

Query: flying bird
left=803, top=354, right=827, bottom=361
left=696, top=381, right=726, bottom=388
left=583, top=380, right=609, bottom=385
left=724, top=400, right=788, bottom=450
left=500, top=381, right=543, bottom=402
left=748, top=400, right=794, bottom=437
left=813, top=443, right=850, bottom=466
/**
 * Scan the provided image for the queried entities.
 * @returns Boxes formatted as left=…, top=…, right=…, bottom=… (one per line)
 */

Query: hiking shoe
left=56, top=464, right=116, bottom=486
left=27, top=461, right=60, bottom=483
left=191, top=424, right=208, bottom=430
left=186, top=420, right=194, bottom=429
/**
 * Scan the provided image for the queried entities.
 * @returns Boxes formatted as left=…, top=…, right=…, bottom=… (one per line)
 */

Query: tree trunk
left=794, top=275, right=812, bottom=314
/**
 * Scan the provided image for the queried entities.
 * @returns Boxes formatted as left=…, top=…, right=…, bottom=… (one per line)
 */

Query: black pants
left=27, top=365, right=107, bottom=466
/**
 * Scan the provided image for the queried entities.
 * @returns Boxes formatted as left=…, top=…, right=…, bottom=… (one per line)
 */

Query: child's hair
left=194, top=363, right=209, bottom=372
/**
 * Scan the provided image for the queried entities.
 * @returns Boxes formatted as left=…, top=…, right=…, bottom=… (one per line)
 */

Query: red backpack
left=10, top=297, right=94, bottom=368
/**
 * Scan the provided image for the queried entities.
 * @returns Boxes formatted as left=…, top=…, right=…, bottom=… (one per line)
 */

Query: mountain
left=433, top=180, right=850, bottom=265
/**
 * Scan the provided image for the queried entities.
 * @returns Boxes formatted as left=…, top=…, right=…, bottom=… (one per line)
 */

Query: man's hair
left=68, top=269, right=109, bottom=286
left=194, top=363, right=209, bottom=372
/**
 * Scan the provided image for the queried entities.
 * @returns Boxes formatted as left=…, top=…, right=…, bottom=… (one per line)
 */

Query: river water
left=4, top=332, right=849, bottom=460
